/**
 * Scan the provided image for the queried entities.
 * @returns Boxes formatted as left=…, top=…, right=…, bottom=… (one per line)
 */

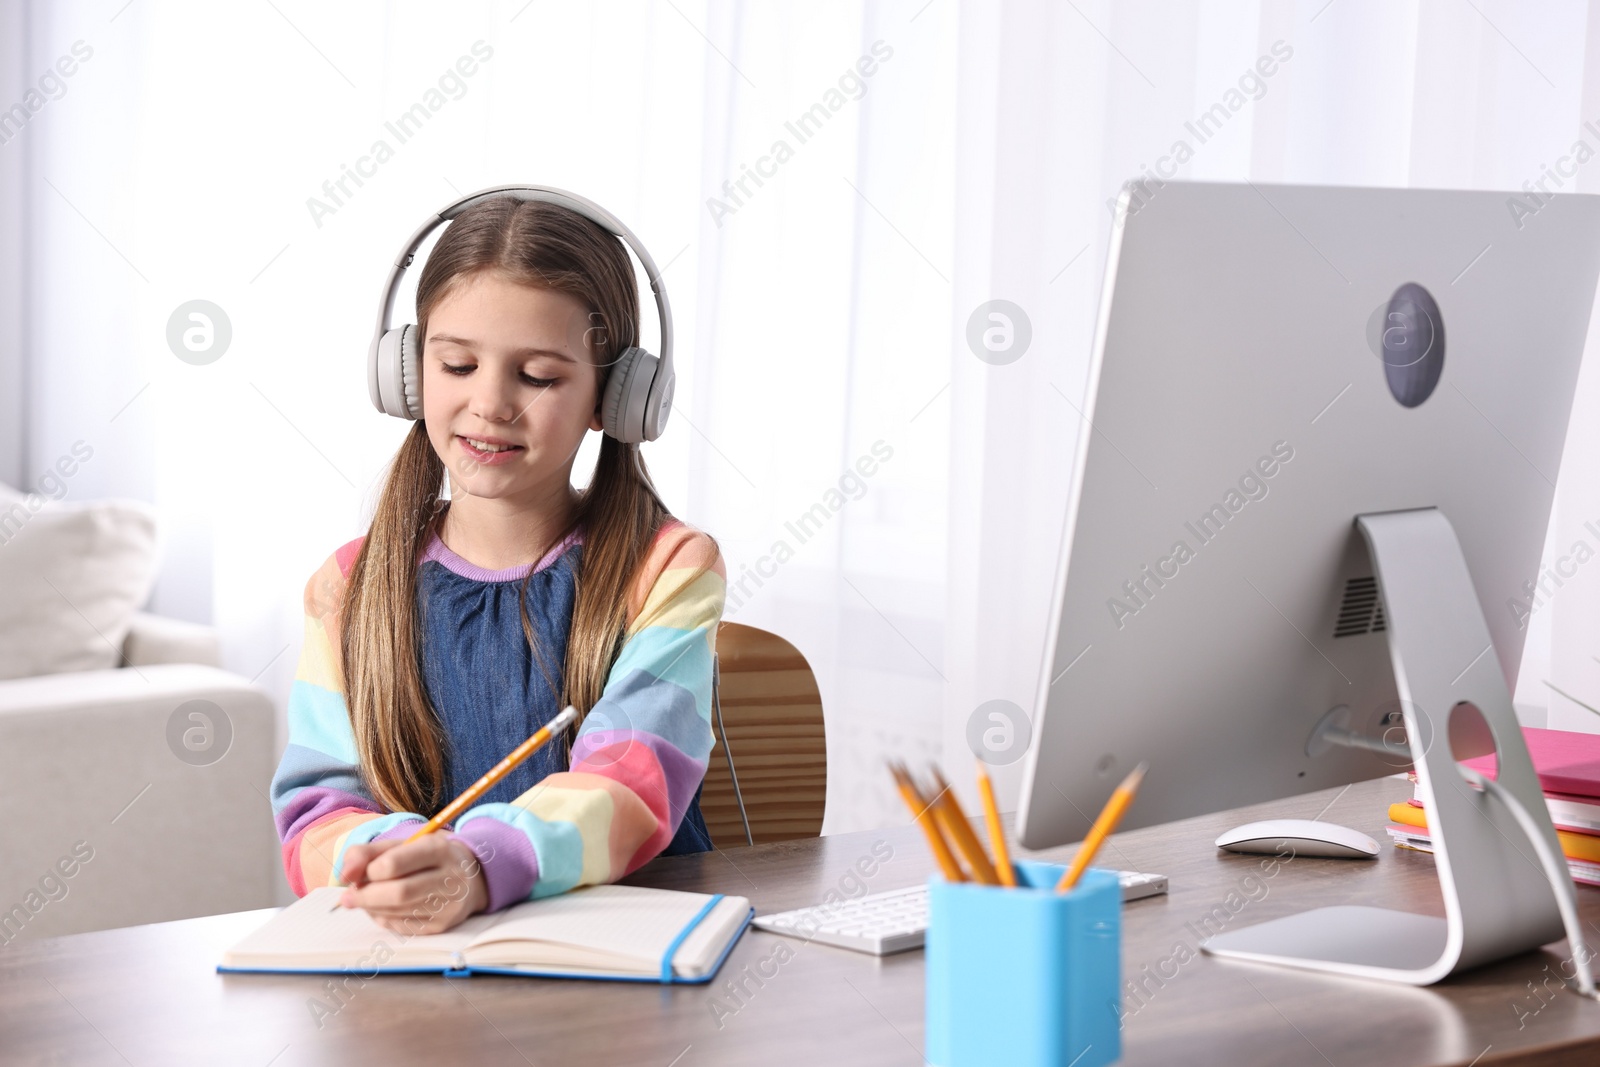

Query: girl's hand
left=338, top=834, right=489, bottom=935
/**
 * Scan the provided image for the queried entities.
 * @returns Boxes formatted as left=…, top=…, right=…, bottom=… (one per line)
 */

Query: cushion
left=0, top=482, right=160, bottom=681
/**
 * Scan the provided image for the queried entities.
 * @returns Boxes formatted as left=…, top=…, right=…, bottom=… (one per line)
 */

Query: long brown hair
left=339, top=196, right=718, bottom=815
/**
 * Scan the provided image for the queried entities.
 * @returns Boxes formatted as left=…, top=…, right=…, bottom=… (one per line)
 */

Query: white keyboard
left=751, top=869, right=1168, bottom=956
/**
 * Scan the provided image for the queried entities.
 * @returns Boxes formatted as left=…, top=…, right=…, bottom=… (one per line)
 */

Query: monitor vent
left=1334, top=576, right=1386, bottom=637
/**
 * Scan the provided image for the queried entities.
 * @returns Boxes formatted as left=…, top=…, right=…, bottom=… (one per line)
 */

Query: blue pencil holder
left=926, top=861, right=1121, bottom=1067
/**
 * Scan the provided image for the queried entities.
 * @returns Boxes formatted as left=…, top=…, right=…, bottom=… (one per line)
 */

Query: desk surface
left=4, top=776, right=1599, bottom=1066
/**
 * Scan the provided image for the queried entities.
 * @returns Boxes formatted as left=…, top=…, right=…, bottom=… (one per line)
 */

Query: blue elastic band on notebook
left=661, top=894, right=724, bottom=982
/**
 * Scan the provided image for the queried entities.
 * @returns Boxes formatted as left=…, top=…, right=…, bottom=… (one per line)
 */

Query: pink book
left=1458, top=726, right=1600, bottom=800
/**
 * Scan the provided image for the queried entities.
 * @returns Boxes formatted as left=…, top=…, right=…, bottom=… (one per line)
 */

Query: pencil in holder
left=925, top=861, right=1121, bottom=1067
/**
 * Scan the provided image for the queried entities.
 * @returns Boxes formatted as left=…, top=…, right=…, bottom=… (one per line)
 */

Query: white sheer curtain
left=13, top=0, right=961, bottom=835
left=11, top=0, right=1600, bottom=837
left=942, top=0, right=1600, bottom=819
left=940, top=2, right=1600, bottom=819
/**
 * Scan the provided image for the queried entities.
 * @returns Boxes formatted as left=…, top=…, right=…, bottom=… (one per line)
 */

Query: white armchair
left=0, top=611, right=279, bottom=944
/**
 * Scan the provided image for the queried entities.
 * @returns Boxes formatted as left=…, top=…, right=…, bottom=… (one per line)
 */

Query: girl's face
left=421, top=270, right=605, bottom=502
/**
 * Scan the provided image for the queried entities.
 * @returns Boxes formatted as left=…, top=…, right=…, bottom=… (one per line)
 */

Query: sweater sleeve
left=269, top=538, right=432, bottom=894
left=452, top=519, right=726, bottom=907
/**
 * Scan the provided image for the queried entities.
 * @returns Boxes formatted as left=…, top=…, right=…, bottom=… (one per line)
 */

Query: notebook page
left=466, top=885, right=747, bottom=974
left=222, top=886, right=507, bottom=968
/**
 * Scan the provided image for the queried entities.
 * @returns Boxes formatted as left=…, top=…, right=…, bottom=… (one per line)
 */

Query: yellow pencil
left=1055, top=761, right=1149, bottom=891
left=403, top=705, right=581, bottom=844
left=890, top=761, right=967, bottom=882
left=928, top=767, right=1001, bottom=886
left=975, top=762, right=1016, bottom=887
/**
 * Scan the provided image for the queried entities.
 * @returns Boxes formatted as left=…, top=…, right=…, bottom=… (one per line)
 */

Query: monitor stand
left=1200, top=507, right=1568, bottom=984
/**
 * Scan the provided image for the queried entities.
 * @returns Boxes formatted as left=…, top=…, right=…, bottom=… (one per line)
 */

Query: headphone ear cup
left=398, top=324, right=423, bottom=420
left=644, top=361, right=673, bottom=441
left=602, top=347, right=654, bottom=444
left=374, top=325, right=422, bottom=419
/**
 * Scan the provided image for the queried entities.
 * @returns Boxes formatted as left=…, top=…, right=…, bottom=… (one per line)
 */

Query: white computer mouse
left=1215, top=818, right=1379, bottom=859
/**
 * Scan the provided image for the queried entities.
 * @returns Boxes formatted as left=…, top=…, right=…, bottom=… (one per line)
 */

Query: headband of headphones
left=367, top=184, right=675, bottom=443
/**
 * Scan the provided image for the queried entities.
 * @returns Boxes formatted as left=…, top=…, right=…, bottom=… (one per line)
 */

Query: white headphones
left=368, top=184, right=675, bottom=444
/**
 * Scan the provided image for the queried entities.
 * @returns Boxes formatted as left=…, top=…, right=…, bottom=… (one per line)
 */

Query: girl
left=269, top=195, right=726, bottom=934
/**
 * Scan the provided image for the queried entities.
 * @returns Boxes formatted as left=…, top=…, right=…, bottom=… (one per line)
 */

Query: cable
left=1459, top=767, right=1598, bottom=1000
left=711, top=653, right=754, bottom=847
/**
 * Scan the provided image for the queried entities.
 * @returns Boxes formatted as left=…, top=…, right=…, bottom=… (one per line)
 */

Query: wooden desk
left=3, top=777, right=1598, bottom=1066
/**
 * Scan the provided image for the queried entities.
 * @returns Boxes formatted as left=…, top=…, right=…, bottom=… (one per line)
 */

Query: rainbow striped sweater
left=268, top=518, right=726, bottom=912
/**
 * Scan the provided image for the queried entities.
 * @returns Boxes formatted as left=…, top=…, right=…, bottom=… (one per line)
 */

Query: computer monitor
left=1014, top=180, right=1600, bottom=984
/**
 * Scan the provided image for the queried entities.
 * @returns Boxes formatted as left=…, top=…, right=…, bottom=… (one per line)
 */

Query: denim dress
left=414, top=529, right=714, bottom=857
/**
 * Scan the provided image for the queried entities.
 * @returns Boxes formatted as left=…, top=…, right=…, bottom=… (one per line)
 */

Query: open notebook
left=219, top=884, right=754, bottom=984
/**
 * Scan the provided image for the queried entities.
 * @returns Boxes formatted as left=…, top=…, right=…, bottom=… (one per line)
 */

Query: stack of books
left=1385, top=726, right=1600, bottom=887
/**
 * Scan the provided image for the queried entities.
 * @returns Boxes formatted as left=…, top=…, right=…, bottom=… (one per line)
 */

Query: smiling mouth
left=458, top=436, right=525, bottom=458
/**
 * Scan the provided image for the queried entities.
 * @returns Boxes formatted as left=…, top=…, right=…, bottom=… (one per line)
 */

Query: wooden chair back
left=699, top=622, right=827, bottom=847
